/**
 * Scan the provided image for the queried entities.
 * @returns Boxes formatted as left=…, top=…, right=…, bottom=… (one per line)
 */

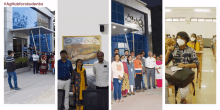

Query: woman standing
left=121, top=55, right=130, bottom=97
left=155, top=56, right=162, bottom=88
left=187, top=33, right=200, bottom=51
left=127, top=55, right=135, bottom=95
left=51, top=52, right=55, bottom=74
left=112, top=54, right=124, bottom=102
left=40, top=52, right=47, bottom=74
left=72, top=59, right=88, bottom=110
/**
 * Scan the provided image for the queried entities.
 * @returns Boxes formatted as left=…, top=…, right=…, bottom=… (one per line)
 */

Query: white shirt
left=93, top=60, right=109, bottom=87
left=111, top=61, right=124, bottom=79
left=155, top=64, right=162, bottom=79
left=32, top=54, right=39, bottom=61
left=145, top=57, right=156, bottom=68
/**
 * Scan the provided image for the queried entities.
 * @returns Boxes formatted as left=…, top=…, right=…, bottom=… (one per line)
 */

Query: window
left=191, top=18, right=197, bottom=22
left=165, top=18, right=172, bottom=21
left=205, top=18, right=213, bottom=22
left=173, top=18, right=179, bottom=21
left=198, top=18, right=205, bottom=22
left=180, top=18, right=186, bottom=21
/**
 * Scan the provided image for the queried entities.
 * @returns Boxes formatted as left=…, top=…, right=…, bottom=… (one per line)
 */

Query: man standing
left=112, top=48, right=119, bottom=62
left=133, top=54, right=144, bottom=92
left=130, top=51, right=135, bottom=61
left=32, top=52, right=39, bottom=74
left=58, top=50, right=73, bottom=110
left=93, top=51, right=109, bottom=89
left=140, top=51, right=147, bottom=90
left=145, top=51, right=156, bottom=89
left=124, top=50, right=129, bottom=62
left=6, top=50, right=21, bottom=91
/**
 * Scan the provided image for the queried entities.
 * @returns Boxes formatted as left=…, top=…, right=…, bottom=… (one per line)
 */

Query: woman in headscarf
left=71, top=59, right=88, bottom=110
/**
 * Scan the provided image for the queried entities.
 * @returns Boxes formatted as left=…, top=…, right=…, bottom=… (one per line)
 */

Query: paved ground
left=4, top=70, right=55, bottom=104
left=111, top=87, right=162, bottom=110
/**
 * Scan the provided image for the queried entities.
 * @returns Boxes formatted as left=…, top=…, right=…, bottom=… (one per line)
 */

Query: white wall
left=165, top=8, right=216, bottom=38
left=58, top=0, right=109, bottom=72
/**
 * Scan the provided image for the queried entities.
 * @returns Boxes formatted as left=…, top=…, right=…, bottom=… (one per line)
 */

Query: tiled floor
left=167, top=48, right=216, bottom=104
left=111, top=87, right=162, bottom=110
left=4, top=71, right=55, bottom=104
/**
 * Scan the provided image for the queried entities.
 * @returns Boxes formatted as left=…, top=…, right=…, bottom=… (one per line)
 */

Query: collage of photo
left=1, top=0, right=218, bottom=110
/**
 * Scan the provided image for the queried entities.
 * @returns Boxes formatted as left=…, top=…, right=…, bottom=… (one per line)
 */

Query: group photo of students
left=165, top=7, right=216, bottom=104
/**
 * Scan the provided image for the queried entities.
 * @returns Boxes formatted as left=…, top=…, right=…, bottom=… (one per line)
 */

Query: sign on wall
left=62, top=35, right=101, bottom=65
left=124, top=7, right=145, bottom=35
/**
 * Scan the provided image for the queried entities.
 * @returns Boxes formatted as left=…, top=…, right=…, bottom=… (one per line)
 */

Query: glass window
left=191, top=18, right=197, bottom=22
left=198, top=18, right=205, bottom=22
left=165, top=18, right=172, bottom=21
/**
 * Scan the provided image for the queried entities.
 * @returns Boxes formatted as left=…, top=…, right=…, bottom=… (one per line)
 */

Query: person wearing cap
left=6, top=50, right=21, bottom=91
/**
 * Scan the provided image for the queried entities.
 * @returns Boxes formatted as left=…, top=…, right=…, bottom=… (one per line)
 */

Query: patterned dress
left=121, top=62, right=130, bottom=95
left=71, top=68, right=87, bottom=106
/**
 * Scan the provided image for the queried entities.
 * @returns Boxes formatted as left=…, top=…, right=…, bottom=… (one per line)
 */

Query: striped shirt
left=6, top=56, right=16, bottom=73
left=133, top=59, right=142, bottom=74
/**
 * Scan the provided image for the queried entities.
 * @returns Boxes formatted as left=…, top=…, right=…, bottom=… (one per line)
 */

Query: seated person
left=165, top=31, right=199, bottom=104
left=187, top=33, right=200, bottom=51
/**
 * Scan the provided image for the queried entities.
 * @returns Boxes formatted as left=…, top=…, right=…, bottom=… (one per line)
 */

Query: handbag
left=165, top=67, right=195, bottom=88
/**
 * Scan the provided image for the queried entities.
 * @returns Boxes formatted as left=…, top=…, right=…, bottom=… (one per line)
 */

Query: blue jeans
left=7, top=71, right=18, bottom=89
left=52, top=68, right=55, bottom=73
left=142, top=73, right=146, bottom=88
left=113, top=78, right=122, bottom=100
left=49, top=63, right=52, bottom=70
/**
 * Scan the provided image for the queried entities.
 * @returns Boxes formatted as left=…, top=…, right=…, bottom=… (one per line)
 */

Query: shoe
left=143, top=87, right=147, bottom=90
left=141, top=89, right=145, bottom=92
left=148, top=87, right=151, bottom=89
left=180, top=99, right=187, bottom=104
left=10, top=87, right=14, bottom=90
left=153, top=87, right=156, bottom=89
left=136, top=90, right=140, bottom=92
left=14, top=88, right=21, bottom=91
left=127, top=92, right=131, bottom=95
left=132, top=92, right=135, bottom=95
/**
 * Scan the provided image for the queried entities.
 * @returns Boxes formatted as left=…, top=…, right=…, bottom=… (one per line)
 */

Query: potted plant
left=22, top=57, right=29, bottom=67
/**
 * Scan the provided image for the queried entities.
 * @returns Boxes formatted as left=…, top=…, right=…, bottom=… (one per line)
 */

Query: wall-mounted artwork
left=62, top=35, right=101, bottom=65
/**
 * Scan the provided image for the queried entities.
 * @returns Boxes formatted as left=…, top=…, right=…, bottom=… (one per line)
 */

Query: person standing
left=93, top=51, right=109, bottom=89
left=133, top=54, right=144, bottom=92
left=72, top=59, right=88, bottom=110
left=32, top=52, right=39, bottom=74
left=140, top=51, right=147, bottom=90
left=112, top=53, right=124, bottom=102
left=58, top=50, right=73, bottom=110
left=121, top=55, right=130, bottom=97
left=145, top=51, right=156, bottom=89
left=112, top=48, right=119, bottom=62
left=130, top=51, right=135, bottom=62
left=40, top=52, right=47, bottom=74
left=155, top=56, right=162, bottom=88
left=127, top=55, right=135, bottom=95
left=6, top=50, right=21, bottom=91
left=124, top=50, right=129, bottom=62
left=51, top=52, right=55, bottom=74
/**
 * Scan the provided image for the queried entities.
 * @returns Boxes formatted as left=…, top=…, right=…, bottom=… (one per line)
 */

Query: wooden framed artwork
left=62, top=35, right=101, bottom=65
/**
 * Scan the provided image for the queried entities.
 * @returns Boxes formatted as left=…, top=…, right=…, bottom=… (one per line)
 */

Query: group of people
left=27, top=45, right=55, bottom=74
left=111, top=48, right=163, bottom=102
left=165, top=31, right=200, bottom=104
left=58, top=50, right=109, bottom=110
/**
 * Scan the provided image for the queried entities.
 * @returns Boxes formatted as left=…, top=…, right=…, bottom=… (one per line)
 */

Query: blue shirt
left=58, top=59, right=73, bottom=80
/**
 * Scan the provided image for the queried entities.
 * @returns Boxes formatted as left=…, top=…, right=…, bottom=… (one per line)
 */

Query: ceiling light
left=195, top=9, right=210, bottom=12
left=165, top=9, right=171, bottom=12
left=124, top=28, right=127, bottom=31
left=113, top=26, right=116, bottom=29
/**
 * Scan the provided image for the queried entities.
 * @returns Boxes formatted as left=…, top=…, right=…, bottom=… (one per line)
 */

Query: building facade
left=4, top=7, right=54, bottom=57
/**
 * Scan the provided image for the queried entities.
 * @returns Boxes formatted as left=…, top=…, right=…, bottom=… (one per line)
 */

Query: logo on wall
left=125, top=14, right=144, bottom=30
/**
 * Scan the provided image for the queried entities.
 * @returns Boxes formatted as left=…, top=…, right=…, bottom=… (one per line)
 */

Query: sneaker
left=14, top=88, right=21, bottom=91
left=153, top=87, right=156, bottom=89
left=143, top=87, right=147, bottom=90
left=148, top=87, right=151, bottom=89
left=10, top=87, right=14, bottom=90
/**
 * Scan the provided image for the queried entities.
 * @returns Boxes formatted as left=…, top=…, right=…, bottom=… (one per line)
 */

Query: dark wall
left=148, top=5, right=162, bottom=56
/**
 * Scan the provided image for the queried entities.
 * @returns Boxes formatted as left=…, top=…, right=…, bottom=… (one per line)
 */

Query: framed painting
left=62, top=35, right=101, bottom=65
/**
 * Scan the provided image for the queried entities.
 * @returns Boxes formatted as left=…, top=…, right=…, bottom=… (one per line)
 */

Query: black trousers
left=96, top=86, right=109, bottom=90
left=135, top=74, right=142, bottom=90
left=33, top=61, right=38, bottom=73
